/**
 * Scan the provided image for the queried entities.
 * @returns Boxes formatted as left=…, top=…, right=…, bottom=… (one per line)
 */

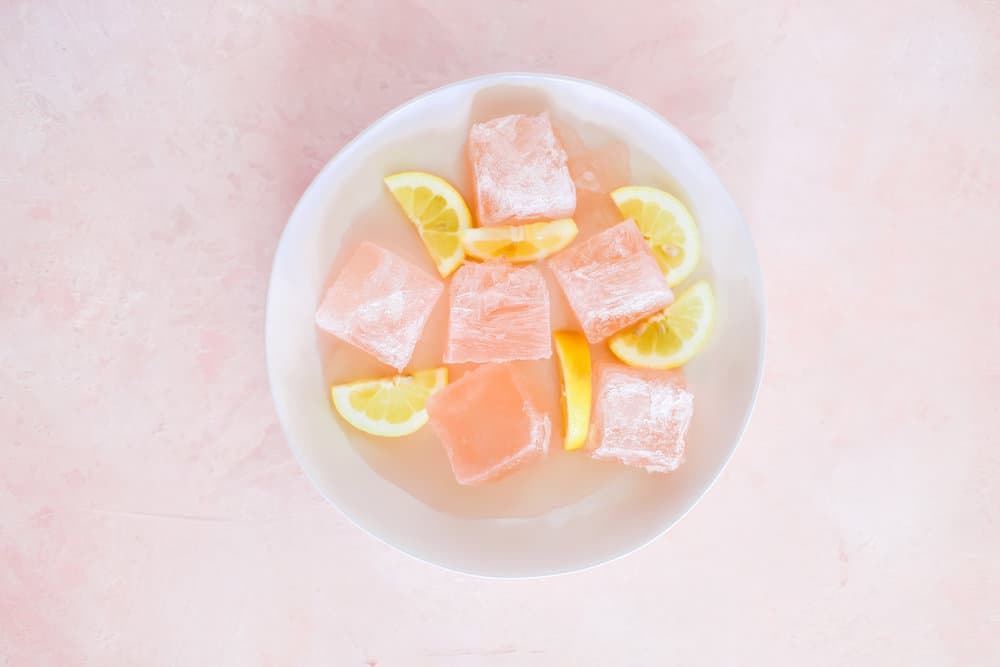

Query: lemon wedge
left=610, top=185, right=700, bottom=287
left=609, top=281, right=714, bottom=369
left=463, top=218, right=578, bottom=263
left=330, top=368, right=448, bottom=437
left=553, top=331, right=592, bottom=450
left=384, top=172, right=471, bottom=277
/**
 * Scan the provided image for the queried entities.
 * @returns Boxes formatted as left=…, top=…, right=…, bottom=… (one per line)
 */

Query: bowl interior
left=266, top=74, right=764, bottom=577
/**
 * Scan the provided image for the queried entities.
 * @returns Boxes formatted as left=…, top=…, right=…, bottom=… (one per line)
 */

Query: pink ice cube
left=426, top=363, right=551, bottom=485
left=468, top=113, right=576, bottom=226
left=548, top=219, right=673, bottom=343
left=588, top=364, right=693, bottom=473
left=568, top=140, right=630, bottom=194
left=444, top=261, right=552, bottom=364
left=315, top=242, right=443, bottom=370
left=574, top=190, right=626, bottom=238
left=554, top=121, right=631, bottom=194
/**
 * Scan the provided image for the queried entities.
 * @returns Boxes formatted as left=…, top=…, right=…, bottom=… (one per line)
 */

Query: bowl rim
left=265, top=71, right=767, bottom=578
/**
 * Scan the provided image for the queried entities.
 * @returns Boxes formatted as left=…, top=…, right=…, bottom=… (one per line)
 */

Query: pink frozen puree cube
left=315, top=242, right=443, bottom=370
left=588, top=364, right=693, bottom=473
left=444, top=261, right=552, bottom=364
left=548, top=219, right=673, bottom=343
left=468, top=113, right=576, bottom=226
left=427, top=363, right=551, bottom=485
left=554, top=121, right=631, bottom=194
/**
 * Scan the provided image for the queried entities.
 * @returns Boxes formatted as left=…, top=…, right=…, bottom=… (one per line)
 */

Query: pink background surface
left=3, top=1, right=999, bottom=664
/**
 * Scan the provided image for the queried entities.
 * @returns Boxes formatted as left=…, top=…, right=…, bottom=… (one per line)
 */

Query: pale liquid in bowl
left=315, top=86, right=694, bottom=520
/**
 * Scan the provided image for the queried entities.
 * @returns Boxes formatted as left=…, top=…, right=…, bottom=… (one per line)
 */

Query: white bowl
left=266, top=73, right=765, bottom=577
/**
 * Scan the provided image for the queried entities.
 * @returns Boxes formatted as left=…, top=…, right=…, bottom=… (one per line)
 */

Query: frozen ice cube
left=554, top=121, right=631, bottom=194
left=468, top=113, right=576, bottom=226
left=444, top=261, right=552, bottom=364
left=588, top=364, right=693, bottom=473
left=315, top=242, right=443, bottom=370
left=427, top=363, right=551, bottom=485
left=548, top=219, right=673, bottom=343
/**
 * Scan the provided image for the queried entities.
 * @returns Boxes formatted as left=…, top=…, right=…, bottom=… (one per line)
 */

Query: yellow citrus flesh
left=463, top=218, right=578, bottom=263
left=330, top=368, right=448, bottom=438
left=384, top=172, right=471, bottom=277
left=610, top=185, right=700, bottom=287
left=553, top=330, right=592, bottom=451
left=609, top=281, right=715, bottom=369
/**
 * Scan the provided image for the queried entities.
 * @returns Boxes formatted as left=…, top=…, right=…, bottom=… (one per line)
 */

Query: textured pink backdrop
left=2, top=1, right=999, bottom=665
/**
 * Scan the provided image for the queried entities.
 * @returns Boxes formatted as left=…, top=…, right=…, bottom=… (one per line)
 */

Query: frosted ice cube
left=444, top=261, right=552, bottom=364
left=426, top=363, right=551, bottom=485
left=315, top=242, right=443, bottom=370
left=468, top=113, right=576, bottom=226
left=548, top=219, right=673, bottom=343
left=588, top=364, right=693, bottom=473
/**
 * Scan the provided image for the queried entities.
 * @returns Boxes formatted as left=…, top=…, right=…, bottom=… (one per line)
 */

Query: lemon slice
left=609, top=281, right=714, bottom=369
left=463, top=218, right=578, bottom=263
left=610, top=186, right=700, bottom=287
left=330, top=367, right=448, bottom=437
left=384, top=172, right=471, bottom=277
left=553, top=331, right=592, bottom=450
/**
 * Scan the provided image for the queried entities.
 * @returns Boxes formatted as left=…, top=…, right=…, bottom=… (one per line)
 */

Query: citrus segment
left=384, top=171, right=471, bottom=277
left=553, top=331, right=592, bottom=451
left=609, top=281, right=714, bottom=369
left=610, top=186, right=700, bottom=287
left=331, top=368, right=448, bottom=438
left=463, top=218, right=577, bottom=262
